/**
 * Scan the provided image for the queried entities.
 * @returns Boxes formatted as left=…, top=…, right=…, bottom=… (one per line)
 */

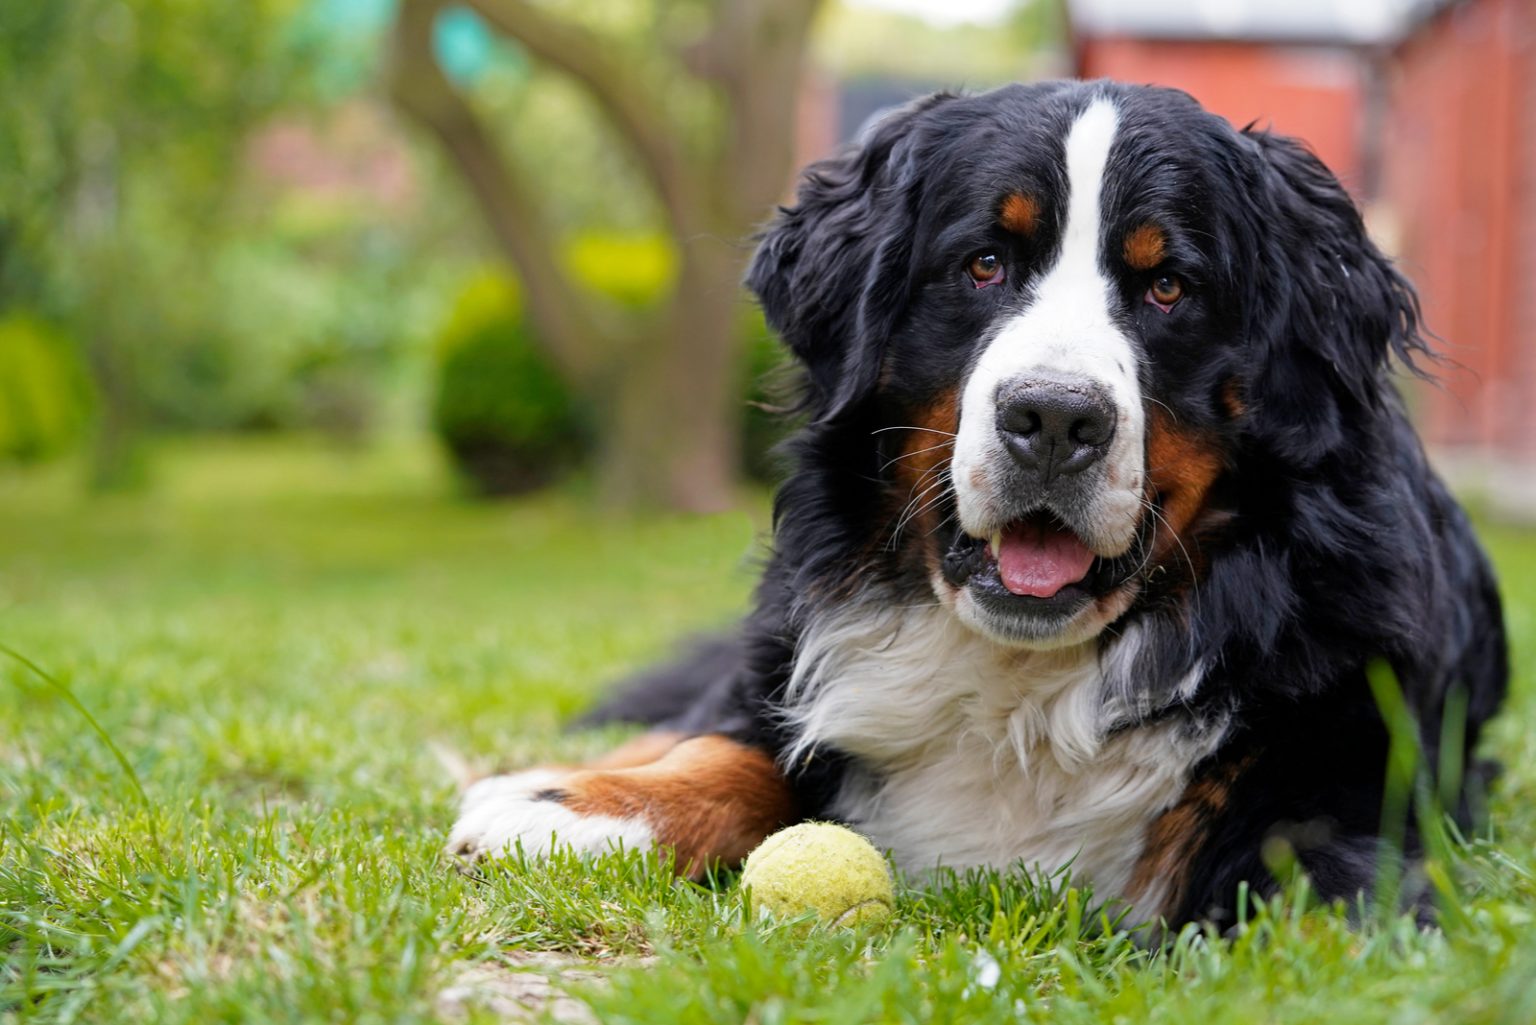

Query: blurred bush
left=0, top=312, right=94, bottom=463
left=563, top=234, right=675, bottom=309
left=148, top=219, right=430, bottom=440
left=431, top=270, right=591, bottom=496
left=432, top=235, right=793, bottom=496
left=1, top=1, right=455, bottom=485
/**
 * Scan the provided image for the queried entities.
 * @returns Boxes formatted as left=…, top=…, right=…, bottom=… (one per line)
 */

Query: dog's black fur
left=583, top=81, right=1507, bottom=928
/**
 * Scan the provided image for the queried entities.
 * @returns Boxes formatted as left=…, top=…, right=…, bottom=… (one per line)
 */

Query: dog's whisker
left=888, top=484, right=947, bottom=549
left=878, top=442, right=957, bottom=474
left=887, top=467, right=953, bottom=550
left=871, top=425, right=958, bottom=438
left=1131, top=496, right=1203, bottom=612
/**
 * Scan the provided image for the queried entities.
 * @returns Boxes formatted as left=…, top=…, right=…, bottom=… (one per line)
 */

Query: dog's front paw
left=446, top=769, right=655, bottom=862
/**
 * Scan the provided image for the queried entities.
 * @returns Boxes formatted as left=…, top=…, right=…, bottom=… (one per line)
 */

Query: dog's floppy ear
left=746, top=95, right=949, bottom=422
left=1238, top=130, right=1430, bottom=465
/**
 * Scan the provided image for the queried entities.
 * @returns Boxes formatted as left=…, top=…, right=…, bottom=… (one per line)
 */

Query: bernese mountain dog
left=448, top=81, right=1508, bottom=931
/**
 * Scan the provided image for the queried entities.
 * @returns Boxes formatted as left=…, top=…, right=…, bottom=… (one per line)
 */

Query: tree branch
left=463, top=0, right=701, bottom=233
left=389, top=0, right=609, bottom=382
left=690, top=0, right=825, bottom=221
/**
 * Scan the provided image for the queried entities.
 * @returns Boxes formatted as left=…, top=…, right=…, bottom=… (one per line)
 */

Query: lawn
left=3, top=436, right=1535, bottom=1024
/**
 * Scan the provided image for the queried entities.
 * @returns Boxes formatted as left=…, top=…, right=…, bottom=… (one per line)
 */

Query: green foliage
left=818, top=0, right=1060, bottom=85
left=0, top=312, right=93, bottom=462
left=432, top=235, right=794, bottom=494
left=133, top=214, right=439, bottom=438
left=432, top=271, right=591, bottom=495
left=562, top=231, right=677, bottom=304
left=0, top=0, right=435, bottom=477
left=0, top=0, right=303, bottom=301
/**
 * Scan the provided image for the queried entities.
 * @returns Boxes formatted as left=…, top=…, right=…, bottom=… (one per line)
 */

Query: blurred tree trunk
left=74, top=129, right=149, bottom=493
left=390, top=0, right=821, bottom=511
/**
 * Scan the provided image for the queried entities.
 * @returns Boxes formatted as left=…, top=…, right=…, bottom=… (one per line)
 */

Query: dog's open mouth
left=984, top=514, right=1097, bottom=598
left=941, top=511, right=1111, bottom=608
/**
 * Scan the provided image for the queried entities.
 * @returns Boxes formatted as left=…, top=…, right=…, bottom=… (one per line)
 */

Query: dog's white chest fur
left=780, top=603, right=1219, bottom=911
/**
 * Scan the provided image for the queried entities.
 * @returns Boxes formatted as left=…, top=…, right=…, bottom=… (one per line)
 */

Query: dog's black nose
left=995, top=375, right=1116, bottom=481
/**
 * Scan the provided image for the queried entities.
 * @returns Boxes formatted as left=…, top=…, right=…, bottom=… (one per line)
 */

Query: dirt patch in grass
left=437, top=951, right=654, bottom=1024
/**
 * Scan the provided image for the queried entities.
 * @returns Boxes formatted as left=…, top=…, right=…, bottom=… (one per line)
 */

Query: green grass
left=2, top=436, right=1535, bottom=1024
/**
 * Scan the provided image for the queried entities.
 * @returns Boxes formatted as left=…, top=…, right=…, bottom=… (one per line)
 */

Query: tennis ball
left=739, top=822, right=895, bottom=927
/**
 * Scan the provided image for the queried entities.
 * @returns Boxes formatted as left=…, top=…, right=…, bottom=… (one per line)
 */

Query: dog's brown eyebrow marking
left=1123, top=223, right=1167, bottom=270
left=999, top=193, right=1041, bottom=236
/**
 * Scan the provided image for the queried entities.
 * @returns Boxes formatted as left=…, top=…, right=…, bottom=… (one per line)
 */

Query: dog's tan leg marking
left=448, top=735, right=794, bottom=878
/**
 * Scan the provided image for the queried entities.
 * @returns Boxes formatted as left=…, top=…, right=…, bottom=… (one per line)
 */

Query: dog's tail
left=570, top=629, right=746, bottom=731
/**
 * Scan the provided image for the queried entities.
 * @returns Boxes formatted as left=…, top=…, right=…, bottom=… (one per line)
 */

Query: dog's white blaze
left=780, top=602, right=1221, bottom=923
left=448, top=769, right=655, bottom=860
left=952, top=96, right=1145, bottom=553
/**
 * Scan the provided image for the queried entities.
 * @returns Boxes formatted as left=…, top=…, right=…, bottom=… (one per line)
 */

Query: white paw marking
left=446, top=769, right=655, bottom=861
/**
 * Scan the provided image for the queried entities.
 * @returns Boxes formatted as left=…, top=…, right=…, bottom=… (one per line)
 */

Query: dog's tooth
left=990, top=531, right=1002, bottom=557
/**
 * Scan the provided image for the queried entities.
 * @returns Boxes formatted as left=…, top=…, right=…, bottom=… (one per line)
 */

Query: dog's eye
left=1145, top=274, right=1184, bottom=311
left=967, top=253, right=1005, bottom=288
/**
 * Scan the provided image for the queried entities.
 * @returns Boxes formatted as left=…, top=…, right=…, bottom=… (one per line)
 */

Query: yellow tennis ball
left=739, top=822, right=895, bottom=927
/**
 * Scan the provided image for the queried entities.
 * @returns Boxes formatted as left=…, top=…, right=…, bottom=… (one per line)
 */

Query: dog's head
left=749, top=82, right=1424, bottom=649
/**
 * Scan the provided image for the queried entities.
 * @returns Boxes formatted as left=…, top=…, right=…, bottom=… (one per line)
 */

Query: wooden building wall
left=1383, top=0, right=1535, bottom=460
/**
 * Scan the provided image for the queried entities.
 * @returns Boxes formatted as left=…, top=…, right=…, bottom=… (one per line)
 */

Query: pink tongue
left=996, top=522, right=1096, bottom=598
